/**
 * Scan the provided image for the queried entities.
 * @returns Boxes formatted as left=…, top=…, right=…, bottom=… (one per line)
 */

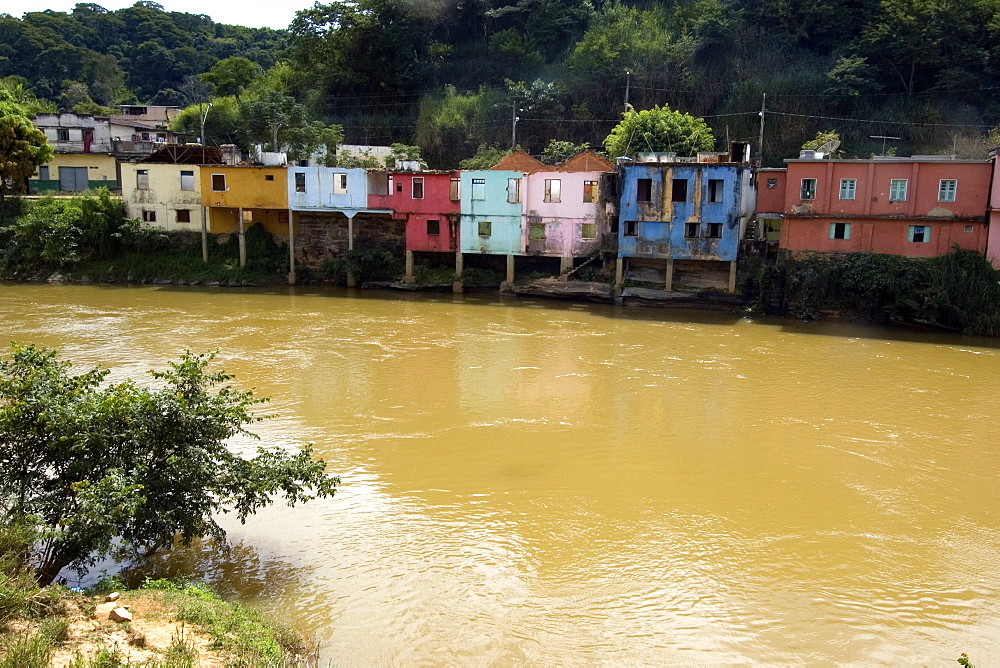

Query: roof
left=556, top=150, right=614, bottom=173
left=491, top=150, right=546, bottom=173
left=138, top=145, right=223, bottom=165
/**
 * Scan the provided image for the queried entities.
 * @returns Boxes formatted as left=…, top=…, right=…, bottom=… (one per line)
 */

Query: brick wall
left=294, top=211, right=404, bottom=267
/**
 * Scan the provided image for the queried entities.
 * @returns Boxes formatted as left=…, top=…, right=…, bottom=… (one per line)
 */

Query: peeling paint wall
left=459, top=170, right=523, bottom=255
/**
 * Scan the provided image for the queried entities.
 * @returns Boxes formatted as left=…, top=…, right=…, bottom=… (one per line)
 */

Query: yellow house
left=200, top=166, right=289, bottom=235
left=121, top=162, right=204, bottom=231
left=30, top=154, right=119, bottom=193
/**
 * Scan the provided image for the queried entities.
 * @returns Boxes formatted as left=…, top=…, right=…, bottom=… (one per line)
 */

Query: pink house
left=988, top=150, right=1000, bottom=269
left=780, top=155, right=990, bottom=257
left=492, top=150, right=613, bottom=270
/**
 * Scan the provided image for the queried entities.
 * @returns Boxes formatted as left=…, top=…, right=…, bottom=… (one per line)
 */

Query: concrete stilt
left=615, top=257, right=624, bottom=285
left=404, top=250, right=415, bottom=283
left=453, top=251, right=464, bottom=293
left=728, top=260, right=737, bottom=293
left=560, top=256, right=573, bottom=274
left=200, top=206, right=208, bottom=263
left=665, top=257, right=674, bottom=292
left=506, top=254, right=515, bottom=283
left=237, top=207, right=246, bottom=267
left=287, top=208, right=296, bottom=286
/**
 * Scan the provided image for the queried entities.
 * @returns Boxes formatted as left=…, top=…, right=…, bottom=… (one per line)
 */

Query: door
left=59, top=167, right=88, bottom=191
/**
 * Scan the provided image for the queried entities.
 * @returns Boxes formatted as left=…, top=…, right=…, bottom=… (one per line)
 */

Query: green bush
left=322, top=248, right=401, bottom=284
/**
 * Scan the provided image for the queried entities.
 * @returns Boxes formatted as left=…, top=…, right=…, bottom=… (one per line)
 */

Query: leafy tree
left=201, top=56, right=261, bottom=100
left=0, top=94, right=53, bottom=202
left=801, top=130, right=842, bottom=156
left=172, top=97, right=243, bottom=146
left=541, top=139, right=590, bottom=164
left=459, top=144, right=512, bottom=169
left=0, top=344, right=338, bottom=586
left=604, top=105, right=714, bottom=157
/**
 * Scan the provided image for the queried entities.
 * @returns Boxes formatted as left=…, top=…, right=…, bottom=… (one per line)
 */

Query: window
left=708, top=179, right=724, bottom=203
left=294, top=172, right=306, bottom=193
left=672, top=179, right=688, bottom=202
left=908, top=225, right=931, bottom=243
left=142, top=210, right=156, bottom=222
left=450, top=177, right=460, bottom=201
left=938, top=179, right=957, bottom=202
left=800, top=178, right=816, bottom=200
left=529, top=223, right=546, bottom=240
left=472, top=178, right=486, bottom=200
left=396, top=182, right=403, bottom=192
left=57, top=129, right=69, bottom=141
left=829, top=222, right=851, bottom=240
left=427, top=219, right=440, bottom=235
left=583, top=180, right=598, bottom=203
left=265, top=174, right=274, bottom=181
left=766, top=178, right=778, bottom=189
left=581, top=223, right=597, bottom=239
left=965, top=225, right=974, bottom=233
left=685, top=222, right=700, bottom=238
left=334, top=173, right=348, bottom=194
left=136, top=169, right=149, bottom=190
left=507, top=178, right=520, bottom=203
left=889, top=179, right=907, bottom=202
left=544, top=178, right=561, bottom=203
left=39, top=166, right=49, bottom=181
left=478, top=220, right=491, bottom=236
left=278, top=211, right=289, bottom=224
left=623, top=220, right=638, bottom=237
left=211, top=174, right=226, bottom=191
left=839, top=178, right=856, bottom=200
left=179, top=170, right=194, bottom=191
left=706, top=223, right=723, bottom=239
left=176, top=209, right=191, bottom=223
left=412, top=177, right=424, bottom=199
left=637, top=178, right=652, bottom=202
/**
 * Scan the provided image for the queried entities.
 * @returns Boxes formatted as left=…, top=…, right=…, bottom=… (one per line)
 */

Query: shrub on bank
left=742, top=247, right=1000, bottom=336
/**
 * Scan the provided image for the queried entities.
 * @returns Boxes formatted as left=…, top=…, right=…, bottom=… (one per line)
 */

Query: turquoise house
left=459, top=170, right=523, bottom=255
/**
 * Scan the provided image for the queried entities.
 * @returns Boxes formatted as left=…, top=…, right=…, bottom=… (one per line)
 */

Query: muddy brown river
left=1, top=284, right=998, bottom=664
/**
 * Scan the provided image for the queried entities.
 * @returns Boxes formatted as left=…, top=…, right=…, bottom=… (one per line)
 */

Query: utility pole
left=199, top=102, right=212, bottom=144
left=758, top=93, right=766, bottom=162
left=511, top=103, right=519, bottom=150
left=624, top=70, right=631, bottom=109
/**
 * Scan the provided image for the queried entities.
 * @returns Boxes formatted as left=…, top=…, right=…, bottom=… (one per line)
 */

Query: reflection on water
left=2, top=284, right=999, bottom=664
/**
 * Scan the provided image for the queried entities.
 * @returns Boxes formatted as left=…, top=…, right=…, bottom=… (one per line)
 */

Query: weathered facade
left=780, top=155, right=990, bottom=257
left=119, top=146, right=221, bottom=233
left=617, top=144, right=754, bottom=291
left=459, top=169, right=524, bottom=256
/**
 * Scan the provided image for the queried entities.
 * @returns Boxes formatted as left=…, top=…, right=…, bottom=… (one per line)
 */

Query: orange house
left=200, top=166, right=290, bottom=235
left=780, top=155, right=990, bottom=257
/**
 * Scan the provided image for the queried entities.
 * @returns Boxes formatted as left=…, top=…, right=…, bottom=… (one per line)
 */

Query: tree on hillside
left=0, top=95, right=53, bottom=202
left=201, top=57, right=261, bottom=100
left=0, top=344, right=339, bottom=586
left=603, top=105, right=714, bottom=157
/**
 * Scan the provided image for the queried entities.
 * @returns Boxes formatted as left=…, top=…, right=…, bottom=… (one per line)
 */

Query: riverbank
left=0, top=530, right=317, bottom=667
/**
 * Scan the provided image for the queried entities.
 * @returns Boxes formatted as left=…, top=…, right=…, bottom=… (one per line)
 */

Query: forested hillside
left=4, top=0, right=1000, bottom=167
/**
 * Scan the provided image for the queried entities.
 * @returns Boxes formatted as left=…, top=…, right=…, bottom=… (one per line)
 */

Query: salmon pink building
left=780, top=154, right=990, bottom=257
left=987, top=149, right=1000, bottom=269
left=368, top=169, right=461, bottom=281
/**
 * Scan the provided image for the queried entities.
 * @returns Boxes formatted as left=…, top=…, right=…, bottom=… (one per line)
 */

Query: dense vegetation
left=742, top=248, right=1000, bottom=336
left=5, top=0, right=1000, bottom=166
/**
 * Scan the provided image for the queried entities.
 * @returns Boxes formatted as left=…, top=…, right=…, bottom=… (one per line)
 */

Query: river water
left=1, top=284, right=998, bottom=664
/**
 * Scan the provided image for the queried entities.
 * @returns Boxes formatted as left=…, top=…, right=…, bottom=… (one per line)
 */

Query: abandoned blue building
left=616, top=142, right=755, bottom=291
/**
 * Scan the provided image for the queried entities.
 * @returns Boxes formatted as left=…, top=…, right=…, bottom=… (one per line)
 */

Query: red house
left=369, top=169, right=461, bottom=280
left=780, top=154, right=990, bottom=257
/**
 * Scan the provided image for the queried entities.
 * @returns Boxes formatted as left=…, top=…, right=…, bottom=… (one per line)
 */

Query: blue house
left=616, top=143, right=754, bottom=291
left=459, top=169, right=524, bottom=282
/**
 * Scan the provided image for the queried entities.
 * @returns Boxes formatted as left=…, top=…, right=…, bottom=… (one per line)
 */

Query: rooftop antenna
left=870, top=135, right=900, bottom=156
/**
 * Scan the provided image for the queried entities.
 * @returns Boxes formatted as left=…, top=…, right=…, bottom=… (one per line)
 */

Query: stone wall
left=294, top=211, right=405, bottom=267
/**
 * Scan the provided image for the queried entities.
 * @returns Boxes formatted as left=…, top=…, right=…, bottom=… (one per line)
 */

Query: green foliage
left=0, top=190, right=144, bottom=274
left=322, top=248, right=402, bottom=284
left=200, top=57, right=261, bottom=99
left=459, top=145, right=512, bottom=170
left=0, top=345, right=338, bottom=586
left=460, top=267, right=501, bottom=286
left=172, top=97, right=243, bottom=147
left=604, top=105, right=715, bottom=157
left=541, top=139, right=590, bottom=164
left=958, top=653, right=975, bottom=668
left=801, top=130, right=842, bottom=155
left=0, top=95, right=54, bottom=201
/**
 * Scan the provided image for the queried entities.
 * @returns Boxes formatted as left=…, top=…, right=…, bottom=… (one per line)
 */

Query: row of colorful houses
left=112, top=143, right=758, bottom=290
left=27, top=107, right=1000, bottom=288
